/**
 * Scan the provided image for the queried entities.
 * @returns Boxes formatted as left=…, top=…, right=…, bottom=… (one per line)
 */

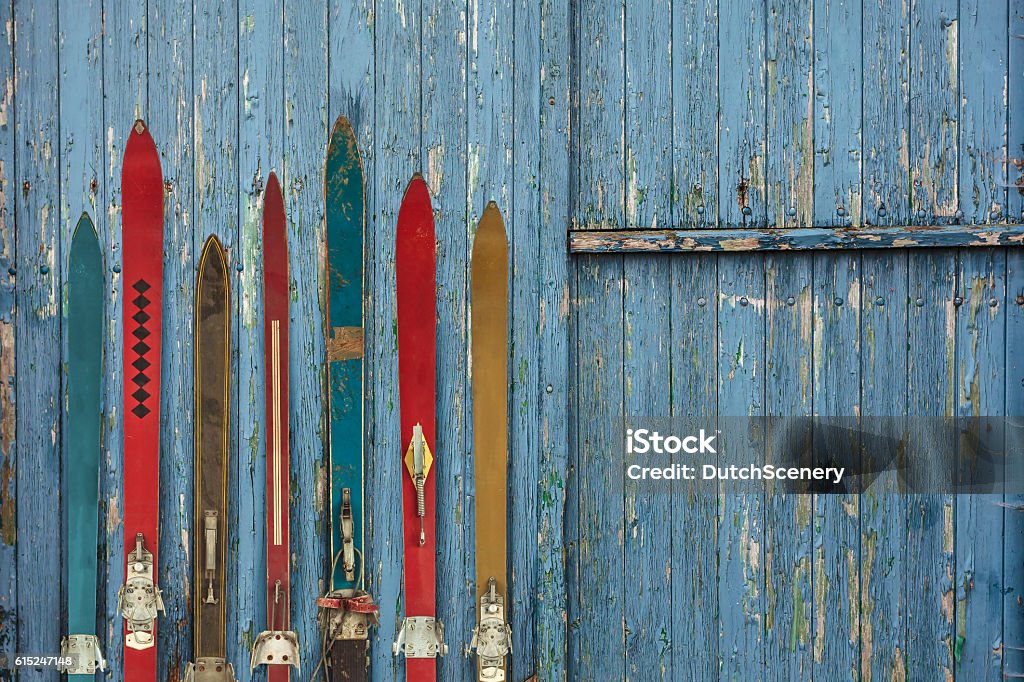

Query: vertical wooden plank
left=956, top=4, right=1008, bottom=676
left=906, top=248, right=957, bottom=680
left=954, top=248, right=1005, bottom=679
left=668, top=256, right=717, bottom=680
left=13, top=0, right=61, bottom=676
left=148, top=0, right=194, bottom=674
left=509, top=0, right=540, bottom=674
left=718, top=2, right=767, bottom=678
left=907, top=0, right=958, bottom=677
left=670, top=0, right=718, bottom=674
left=1005, top=250, right=1024, bottom=679
left=861, top=0, right=910, bottom=677
left=719, top=1, right=766, bottom=229
left=671, top=0, right=718, bottom=228
left=0, top=0, right=15, bottom=667
left=763, top=0, right=814, bottom=677
left=238, top=0, right=284, bottom=669
left=623, top=0, right=671, bottom=677
left=1004, top=4, right=1024, bottom=677
left=534, top=0, right=570, bottom=676
left=57, top=0, right=103, bottom=666
left=811, top=0, right=862, bottom=679
left=99, top=0, right=146, bottom=670
left=421, top=0, right=469, bottom=675
left=370, top=0, right=419, bottom=673
left=282, top=0, right=327, bottom=673
left=810, top=260, right=861, bottom=682
left=716, top=254, right=766, bottom=680
left=763, top=261, right=813, bottom=681
left=576, top=0, right=624, bottom=678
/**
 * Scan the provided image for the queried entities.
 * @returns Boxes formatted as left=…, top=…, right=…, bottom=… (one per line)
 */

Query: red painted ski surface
left=395, top=175, right=437, bottom=681
left=263, top=172, right=292, bottom=682
left=121, top=119, right=164, bottom=680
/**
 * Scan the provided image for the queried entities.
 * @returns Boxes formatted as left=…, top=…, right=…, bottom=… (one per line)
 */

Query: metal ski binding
left=393, top=616, right=448, bottom=659
left=184, top=657, right=237, bottom=682
left=59, top=634, right=107, bottom=675
left=317, top=589, right=379, bottom=643
left=251, top=580, right=300, bottom=671
left=341, top=488, right=356, bottom=581
left=410, top=423, right=427, bottom=545
left=470, top=577, right=512, bottom=681
left=117, top=532, right=165, bottom=650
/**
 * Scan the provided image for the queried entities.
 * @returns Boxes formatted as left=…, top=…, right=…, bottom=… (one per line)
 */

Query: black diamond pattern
left=130, top=278, right=155, bottom=418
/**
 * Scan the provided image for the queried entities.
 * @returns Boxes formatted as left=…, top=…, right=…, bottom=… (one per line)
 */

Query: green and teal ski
left=315, top=115, right=377, bottom=682
left=61, top=213, right=108, bottom=676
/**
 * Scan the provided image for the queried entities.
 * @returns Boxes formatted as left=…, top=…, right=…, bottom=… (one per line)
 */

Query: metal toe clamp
left=117, top=532, right=166, bottom=650
left=184, top=657, right=237, bottom=682
left=59, top=634, right=107, bottom=674
left=392, top=616, right=448, bottom=659
left=316, top=589, right=379, bottom=642
left=470, top=578, right=512, bottom=682
left=250, top=630, right=300, bottom=671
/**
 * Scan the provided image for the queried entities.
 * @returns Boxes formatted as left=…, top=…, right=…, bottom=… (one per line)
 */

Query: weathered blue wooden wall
left=570, top=0, right=1024, bottom=681
left=0, top=0, right=1021, bottom=681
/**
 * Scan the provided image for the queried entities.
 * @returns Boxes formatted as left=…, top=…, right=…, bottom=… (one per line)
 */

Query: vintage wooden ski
left=251, top=172, right=300, bottom=679
left=314, top=116, right=378, bottom=682
left=117, top=119, right=166, bottom=681
left=469, top=203, right=511, bottom=682
left=61, top=214, right=108, bottom=677
left=185, top=236, right=236, bottom=682
left=392, top=174, right=447, bottom=679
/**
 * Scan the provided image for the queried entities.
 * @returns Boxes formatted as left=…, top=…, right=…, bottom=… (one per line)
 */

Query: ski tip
left=402, top=173, right=429, bottom=201
left=266, top=170, right=281, bottom=197
left=133, top=119, right=147, bottom=135
left=72, top=212, right=97, bottom=240
left=330, top=114, right=355, bottom=140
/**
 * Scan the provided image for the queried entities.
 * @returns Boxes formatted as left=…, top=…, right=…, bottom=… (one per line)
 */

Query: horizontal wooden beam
left=568, top=224, right=1024, bottom=253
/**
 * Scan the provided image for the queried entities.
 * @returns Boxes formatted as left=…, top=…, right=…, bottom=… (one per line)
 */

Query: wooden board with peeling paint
left=0, top=1, right=1021, bottom=682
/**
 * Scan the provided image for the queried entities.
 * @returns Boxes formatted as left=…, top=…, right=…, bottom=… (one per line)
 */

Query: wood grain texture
left=569, top=225, right=1024, bottom=253
left=533, top=0, right=571, bottom=677
left=623, top=0, right=671, bottom=677
left=370, top=0, right=418, bottom=675
left=0, top=0, right=14, bottom=668
left=14, top=1, right=61, bottom=678
left=238, top=0, right=284, bottom=672
left=1004, top=251, right=1024, bottom=680
left=283, top=0, right=328, bottom=673
left=147, top=0, right=195, bottom=677
left=422, top=0, right=470, bottom=674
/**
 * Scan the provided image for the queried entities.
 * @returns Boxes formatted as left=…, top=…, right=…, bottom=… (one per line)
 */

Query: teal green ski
left=315, top=115, right=378, bottom=682
left=62, top=214, right=107, bottom=676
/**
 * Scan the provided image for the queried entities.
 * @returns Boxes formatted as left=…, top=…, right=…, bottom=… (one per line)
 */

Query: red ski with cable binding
left=251, top=172, right=300, bottom=678
left=392, top=174, right=447, bottom=679
left=117, top=119, right=166, bottom=681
